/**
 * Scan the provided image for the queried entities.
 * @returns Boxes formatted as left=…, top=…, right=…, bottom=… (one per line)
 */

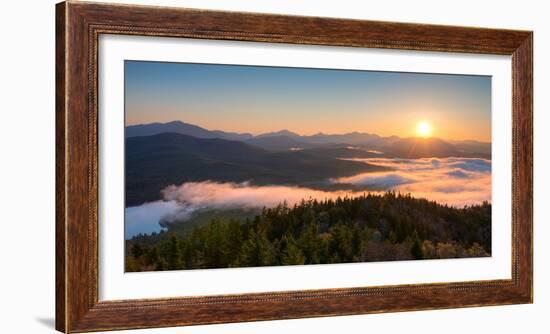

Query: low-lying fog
left=125, top=157, right=491, bottom=239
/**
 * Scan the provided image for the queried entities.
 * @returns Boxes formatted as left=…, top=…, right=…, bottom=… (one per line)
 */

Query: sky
left=125, top=60, right=491, bottom=142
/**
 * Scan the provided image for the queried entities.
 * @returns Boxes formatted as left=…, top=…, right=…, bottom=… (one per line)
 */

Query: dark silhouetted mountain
left=303, top=146, right=382, bottom=159
left=245, top=135, right=316, bottom=151
left=125, top=121, right=490, bottom=158
left=448, top=140, right=492, bottom=156
left=126, top=132, right=264, bottom=159
left=126, top=120, right=253, bottom=141
left=303, top=132, right=385, bottom=146
left=381, top=137, right=490, bottom=159
left=126, top=133, right=388, bottom=206
left=255, top=129, right=302, bottom=139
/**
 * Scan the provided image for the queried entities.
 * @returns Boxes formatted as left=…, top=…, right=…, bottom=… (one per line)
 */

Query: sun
left=416, top=121, right=432, bottom=138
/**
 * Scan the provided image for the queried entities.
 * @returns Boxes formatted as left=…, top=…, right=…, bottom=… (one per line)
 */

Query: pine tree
left=298, top=222, right=321, bottom=264
left=410, top=230, right=424, bottom=260
left=202, top=219, right=230, bottom=268
left=239, top=228, right=275, bottom=267
left=145, top=246, right=160, bottom=266
left=127, top=192, right=492, bottom=270
left=166, top=234, right=183, bottom=270
left=227, top=219, right=243, bottom=264
left=329, top=222, right=353, bottom=262
left=281, top=236, right=306, bottom=265
left=131, top=243, right=144, bottom=258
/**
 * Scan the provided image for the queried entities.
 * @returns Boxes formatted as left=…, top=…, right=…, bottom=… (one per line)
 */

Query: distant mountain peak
left=125, top=120, right=490, bottom=157
left=257, top=129, right=300, bottom=138
left=125, top=120, right=253, bottom=141
left=278, top=129, right=299, bottom=135
left=164, top=120, right=185, bottom=125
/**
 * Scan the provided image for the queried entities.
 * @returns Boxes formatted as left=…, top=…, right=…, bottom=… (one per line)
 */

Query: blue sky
left=125, top=60, right=491, bottom=141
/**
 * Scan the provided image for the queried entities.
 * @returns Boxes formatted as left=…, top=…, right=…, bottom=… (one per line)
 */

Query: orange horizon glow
left=416, top=121, right=433, bottom=138
left=126, top=61, right=492, bottom=143
left=126, top=116, right=491, bottom=143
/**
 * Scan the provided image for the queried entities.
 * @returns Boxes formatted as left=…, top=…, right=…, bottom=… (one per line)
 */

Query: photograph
left=43, top=1, right=536, bottom=332
left=124, top=61, right=492, bottom=272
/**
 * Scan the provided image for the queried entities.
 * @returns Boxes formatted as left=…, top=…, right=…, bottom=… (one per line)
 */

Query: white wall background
left=0, top=0, right=546, bottom=333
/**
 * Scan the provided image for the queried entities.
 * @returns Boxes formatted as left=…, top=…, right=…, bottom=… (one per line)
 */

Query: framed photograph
left=56, top=1, right=532, bottom=332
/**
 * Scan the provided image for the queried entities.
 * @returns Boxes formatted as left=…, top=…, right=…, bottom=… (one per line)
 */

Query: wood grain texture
left=511, top=34, right=533, bottom=300
left=55, top=2, right=67, bottom=332
left=55, top=1, right=533, bottom=332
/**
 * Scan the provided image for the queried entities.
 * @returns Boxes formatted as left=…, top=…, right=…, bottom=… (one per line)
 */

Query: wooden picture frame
left=56, top=1, right=533, bottom=332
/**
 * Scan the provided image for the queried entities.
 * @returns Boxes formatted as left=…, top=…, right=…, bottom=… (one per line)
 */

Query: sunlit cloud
left=161, top=181, right=355, bottom=209
left=125, top=182, right=367, bottom=238
left=331, top=157, right=491, bottom=207
left=125, top=158, right=491, bottom=238
left=126, top=61, right=492, bottom=141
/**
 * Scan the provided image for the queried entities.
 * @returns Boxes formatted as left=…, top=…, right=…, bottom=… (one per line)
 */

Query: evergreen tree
left=281, top=236, right=306, bottom=265
left=329, top=222, right=353, bottom=262
left=131, top=243, right=143, bottom=258
left=145, top=246, right=160, bottom=266
left=239, top=228, right=275, bottom=267
left=298, top=222, right=320, bottom=264
left=227, top=219, right=244, bottom=265
left=202, top=219, right=230, bottom=268
left=126, top=193, right=491, bottom=271
left=410, top=231, right=424, bottom=260
left=166, top=234, right=183, bottom=270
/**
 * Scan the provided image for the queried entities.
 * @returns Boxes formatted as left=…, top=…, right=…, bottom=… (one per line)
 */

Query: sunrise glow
left=416, top=121, right=432, bottom=138
left=125, top=61, right=492, bottom=141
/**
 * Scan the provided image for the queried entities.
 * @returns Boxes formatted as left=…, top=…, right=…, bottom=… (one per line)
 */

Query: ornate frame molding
left=56, top=1, right=532, bottom=332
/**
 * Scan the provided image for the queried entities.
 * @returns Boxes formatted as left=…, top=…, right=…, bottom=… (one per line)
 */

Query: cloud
left=444, top=169, right=471, bottom=178
left=332, top=172, right=416, bottom=188
left=161, top=181, right=355, bottom=209
left=125, top=200, right=179, bottom=239
left=446, top=159, right=491, bottom=172
left=125, top=157, right=492, bottom=238
left=161, top=157, right=491, bottom=220
left=330, top=157, right=491, bottom=207
left=126, top=183, right=367, bottom=238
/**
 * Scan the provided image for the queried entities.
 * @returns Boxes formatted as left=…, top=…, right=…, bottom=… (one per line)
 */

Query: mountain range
left=125, top=121, right=491, bottom=206
left=125, top=132, right=389, bottom=206
left=126, top=120, right=491, bottom=157
left=126, top=121, right=254, bottom=141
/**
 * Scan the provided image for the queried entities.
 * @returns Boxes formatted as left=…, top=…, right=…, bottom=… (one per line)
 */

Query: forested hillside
left=125, top=132, right=388, bottom=206
left=126, top=192, right=491, bottom=272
